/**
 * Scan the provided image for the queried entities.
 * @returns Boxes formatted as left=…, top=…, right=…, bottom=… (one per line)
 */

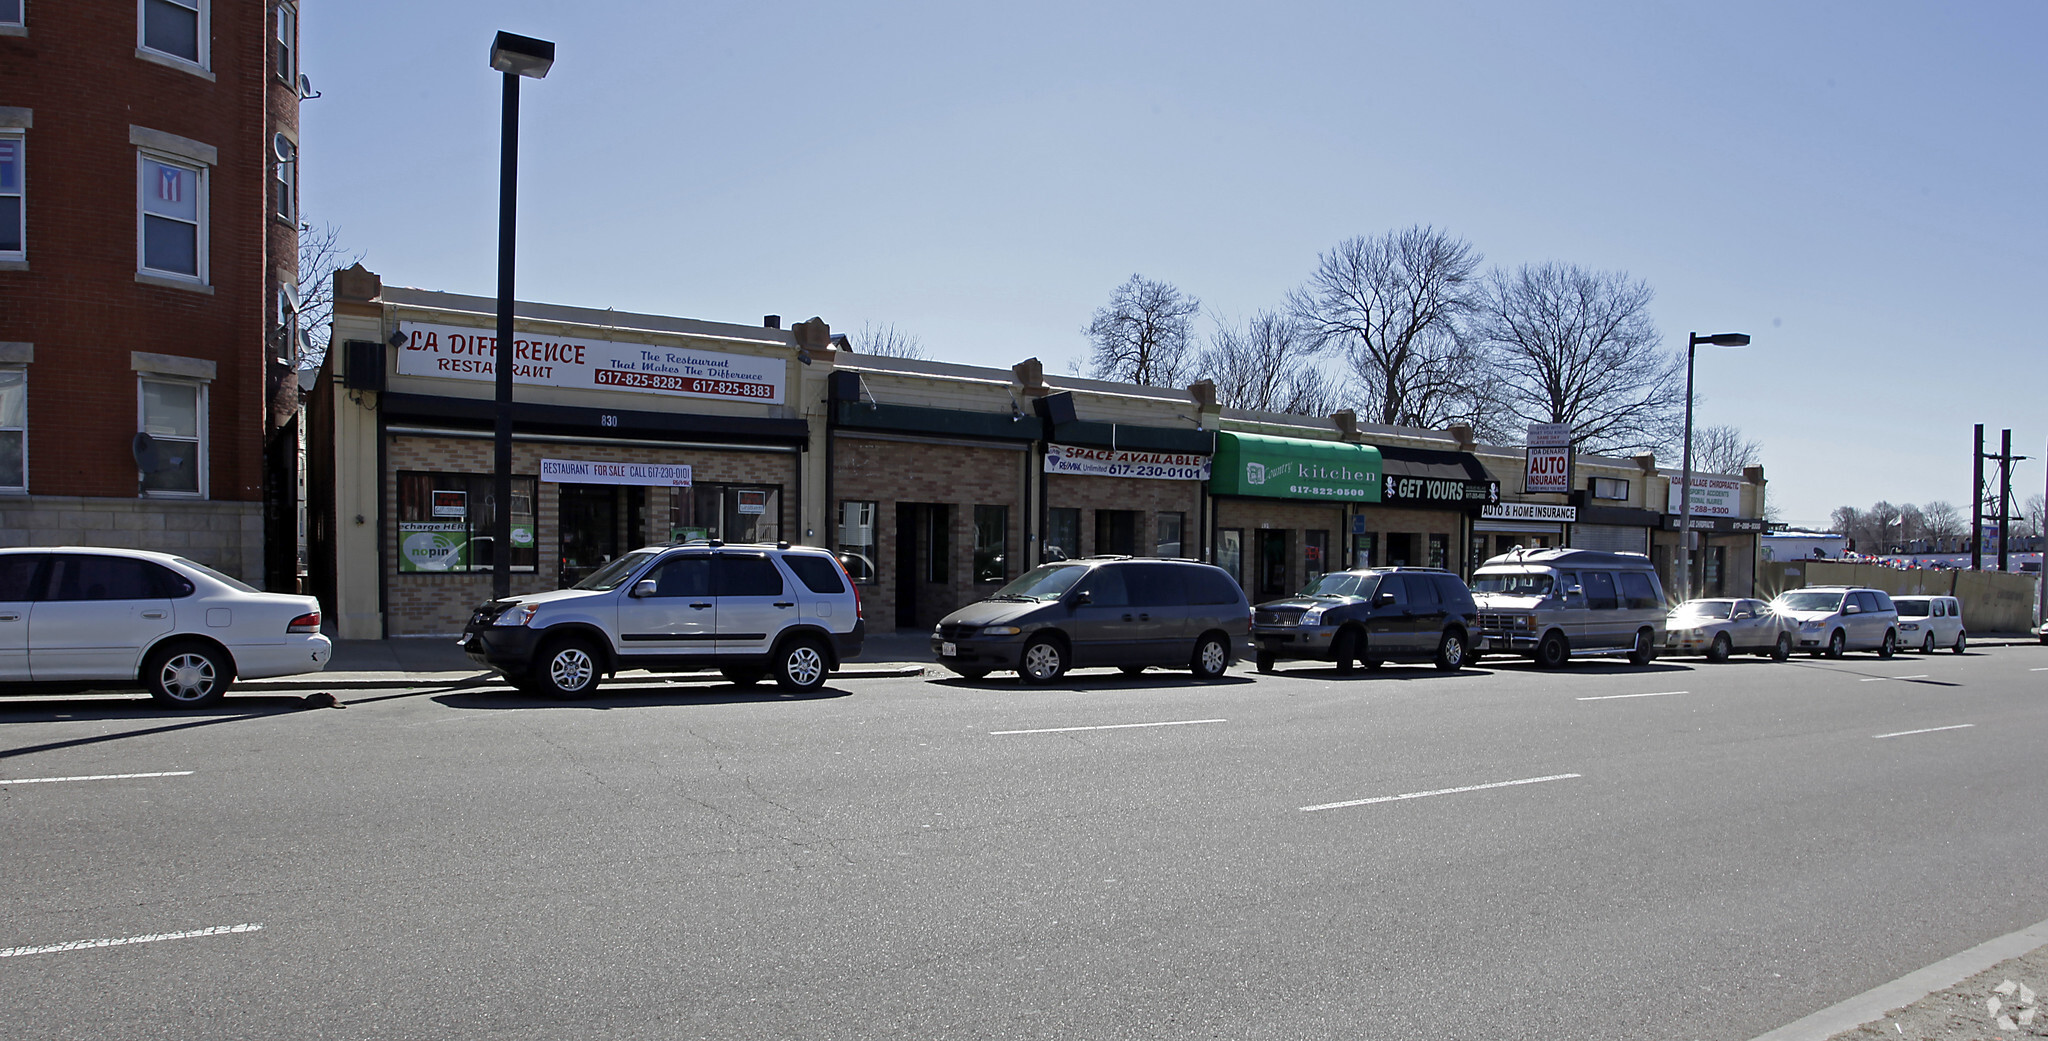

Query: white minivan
left=1891, top=594, right=1965, bottom=654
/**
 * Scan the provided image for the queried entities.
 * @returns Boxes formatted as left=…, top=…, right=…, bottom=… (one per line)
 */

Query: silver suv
left=461, top=541, right=864, bottom=697
left=1771, top=586, right=1898, bottom=658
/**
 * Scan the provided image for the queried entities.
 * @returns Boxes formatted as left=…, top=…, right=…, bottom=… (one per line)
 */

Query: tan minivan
left=1469, top=548, right=1667, bottom=668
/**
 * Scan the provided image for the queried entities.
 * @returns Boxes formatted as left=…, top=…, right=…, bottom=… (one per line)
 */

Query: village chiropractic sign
left=1043, top=444, right=1212, bottom=481
left=395, top=321, right=786, bottom=405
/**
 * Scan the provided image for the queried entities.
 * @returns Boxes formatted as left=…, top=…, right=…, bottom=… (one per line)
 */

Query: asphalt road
left=3, top=644, right=2045, bottom=1040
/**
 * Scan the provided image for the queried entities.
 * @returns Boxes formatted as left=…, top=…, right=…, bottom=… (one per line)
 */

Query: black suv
left=932, top=556, right=1249, bottom=683
left=1250, top=567, right=1480, bottom=673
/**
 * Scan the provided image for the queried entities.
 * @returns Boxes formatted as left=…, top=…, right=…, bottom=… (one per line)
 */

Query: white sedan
left=0, top=546, right=330, bottom=707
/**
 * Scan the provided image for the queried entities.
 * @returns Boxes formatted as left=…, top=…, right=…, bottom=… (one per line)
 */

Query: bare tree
left=2018, top=492, right=2045, bottom=539
left=1471, top=262, right=1682, bottom=455
left=1691, top=424, right=1762, bottom=476
left=1288, top=226, right=1486, bottom=429
left=848, top=322, right=927, bottom=360
left=1084, top=274, right=1201, bottom=387
left=1897, top=502, right=1928, bottom=544
left=1866, top=501, right=1904, bottom=552
left=1195, top=311, right=1340, bottom=416
left=1921, top=500, right=1965, bottom=540
left=297, top=221, right=362, bottom=371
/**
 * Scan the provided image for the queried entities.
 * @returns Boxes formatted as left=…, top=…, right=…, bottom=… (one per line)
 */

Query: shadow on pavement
left=0, top=695, right=338, bottom=761
left=432, top=682, right=854, bottom=710
left=927, top=672, right=1259, bottom=691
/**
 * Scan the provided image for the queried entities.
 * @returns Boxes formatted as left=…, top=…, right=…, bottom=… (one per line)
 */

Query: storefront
left=1569, top=504, right=1662, bottom=556
left=1472, top=502, right=1576, bottom=570
left=1036, top=391, right=1214, bottom=564
left=1360, top=444, right=1497, bottom=575
left=1208, top=432, right=1381, bottom=599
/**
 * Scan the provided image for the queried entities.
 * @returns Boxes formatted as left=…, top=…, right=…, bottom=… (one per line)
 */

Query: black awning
left=1376, top=444, right=1490, bottom=482
left=380, top=392, right=810, bottom=447
left=1373, top=444, right=1499, bottom=508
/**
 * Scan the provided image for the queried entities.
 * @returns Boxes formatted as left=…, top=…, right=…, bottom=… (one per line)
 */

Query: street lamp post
left=1676, top=331, right=1751, bottom=604
left=487, top=31, right=555, bottom=600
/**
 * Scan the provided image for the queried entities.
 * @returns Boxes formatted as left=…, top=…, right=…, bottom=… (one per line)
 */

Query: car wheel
left=1191, top=633, right=1229, bottom=680
left=145, top=641, right=233, bottom=708
left=1919, top=633, right=1935, bottom=654
left=1877, top=630, right=1896, bottom=659
left=1119, top=665, right=1148, bottom=677
left=1536, top=631, right=1570, bottom=669
left=1771, top=632, right=1792, bottom=662
left=1019, top=636, right=1067, bottom=684
left=1331, top=629, right=1359, bottom=674
left=1628, top=628, right=1657, bottom=666
left=535, top=637, right=603, bottom=699
left=1707, top=632, right=1732, bottom=662
left=720, top=666, right=766, bottom=688
left=1826, top=629, right=1846, bottom=659
left=1433, top=631, right=1467, bottom=672
left=773, top=637, right=829, bottom=692
left=1952, top=631, right=1967, bottom=655
left=1255, top=650, right=1276, bottom=674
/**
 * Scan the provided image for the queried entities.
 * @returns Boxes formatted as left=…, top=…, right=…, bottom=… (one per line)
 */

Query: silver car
left=1664, top=598, right=1794, bottom=661
left=1772, top=586, right=1899, bottom=659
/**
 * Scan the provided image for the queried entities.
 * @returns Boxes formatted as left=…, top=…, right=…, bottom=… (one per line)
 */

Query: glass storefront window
left=1046, top=507, right=1080, bottom=561
left=837, top=500, right=877, bottom=583
left=1156, top=512, right=1184, bottom=558
left=1217, top=528, right=1243, bottom=588
left=973, top=505, right=1008, bottom=583
left=395, top=471, right=537, bottom=573
left=1304, top=530, right=1328, bottom=578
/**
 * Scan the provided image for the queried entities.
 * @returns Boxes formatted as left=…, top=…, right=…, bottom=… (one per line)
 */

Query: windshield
left=1891, top=598, right=1932, bottom=617
left=1775, top=590, right=1845, bottom=613
left=991, top=563, right=1088, bottom=600
left=1672, top=600, right=1733, bottom=619
left=571, top=550, right=660, bottom=591
left=1300, top=572, right=1376, bottom=598
left=172, top=557, right=259, bottom=593
left=1470, top=571, right=1553, bottom=597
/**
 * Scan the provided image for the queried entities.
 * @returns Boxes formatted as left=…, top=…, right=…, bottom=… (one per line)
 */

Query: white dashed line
left=1301, top=773, right=1582, bottom=813
left=1577, top=690, right=1686, bottom=701
left=0, top=771, right=195, bottom=785
left=2031, top=668, right=2048, bottom=672
left=0, top=923, right=262, bottom=959
left=1874, top=724, right=1975, bottom=740
left=991, top=718, right=1227, bottom=735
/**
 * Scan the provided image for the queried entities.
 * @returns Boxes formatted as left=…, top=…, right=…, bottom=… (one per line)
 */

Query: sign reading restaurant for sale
left=394, top=321, right=786, bottom=405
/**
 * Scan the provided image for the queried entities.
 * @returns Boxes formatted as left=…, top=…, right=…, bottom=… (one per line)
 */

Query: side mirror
left=1843, top=604, right=1860, bottom=614
left=1563, top=584, right=1583, bottom=598
left=1732, top=611, right=1751, bottom=621
left=630, top=579, right=657, bottom=598
left=1072, top=590, right=1092, bottom=605
left=1373, top=592, right=1396, bottom=607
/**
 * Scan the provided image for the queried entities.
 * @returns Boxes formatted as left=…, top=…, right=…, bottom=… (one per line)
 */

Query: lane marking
left=1301, top=772, right=1582, bottom=813
left=0, top=923, right=262, bottom=959
left=2031, top=668, right=2048, bottom=672
left=1860, top=675, right=1929, bottom=682
left=991, top=718, right=1227, bottom=736
left=1873, top=724, right=1975, bottom=740
left=0, top=771, right=194, bottom=785
left=1577, top=690, right=1686, bottom=701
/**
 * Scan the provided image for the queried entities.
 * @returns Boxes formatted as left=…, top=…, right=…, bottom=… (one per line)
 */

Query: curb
left=1748, top=917, right=2048, bottom=1040
left=237, top=663, right=930, bottom=692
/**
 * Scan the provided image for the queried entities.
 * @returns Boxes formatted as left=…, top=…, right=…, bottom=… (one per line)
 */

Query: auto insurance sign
left=1524, top=422, right=1572, bottom=494
left=394, top=321, right=786, bottom=405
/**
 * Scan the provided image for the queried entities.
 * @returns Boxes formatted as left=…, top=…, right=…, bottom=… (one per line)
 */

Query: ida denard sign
left=394, top=321, right=786, bottom=405
left=1524, top=422, right=1572, bottom=495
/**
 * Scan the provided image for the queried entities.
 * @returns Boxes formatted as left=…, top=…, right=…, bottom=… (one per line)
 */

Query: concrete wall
left=0, top=495, right=263, bottom=583
left=1757, top=560, right=2039, bottom=634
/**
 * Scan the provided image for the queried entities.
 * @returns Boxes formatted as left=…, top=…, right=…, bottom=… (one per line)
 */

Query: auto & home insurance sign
left=394, top=322, right=785, bottom=405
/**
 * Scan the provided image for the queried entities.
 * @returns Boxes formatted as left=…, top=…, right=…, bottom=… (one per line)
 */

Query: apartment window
left=395, top=471, right=538, bottom=573
left=140, top=0, right=205, bottom=67
left=973, top=505, right=1008, bottom=584
left=1046, top=507, right=1080, bottom=562
left=272, top=136, right=296, bottom=222
left=0, top=0, right=23, bottom=28
left=275, top=3, right=296, bottom=81
left=275, top=286, right=299, bottom=365
left=0, top=132, right=20, bottom=259
left=836, top=500, right=877, bottom=583
left=1592, top=477, right=1629, bottom=501
left=139, top=153, right=206, bottom=280
left=0, top=369, right=23, bottom=490
left=1155, top=512, right=1184, bottom=558
left=138, top=378, right=203, bottom=495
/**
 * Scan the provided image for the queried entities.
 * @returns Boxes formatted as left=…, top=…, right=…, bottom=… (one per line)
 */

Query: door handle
left=0, top=613, right=18, bottom=621
left=690, top=602, right=712, bottom=610
left=142, top=611, right=168, bottom=619
left=1122, top=613, right=1134, bottom=622
left=774, top=602, right=795, bottom=609
left=1138, top=613, right=1150, bottom=621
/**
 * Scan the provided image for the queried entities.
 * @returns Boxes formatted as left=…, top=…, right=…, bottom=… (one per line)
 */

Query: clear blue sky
left=302, top=1, right=2047, bottom=530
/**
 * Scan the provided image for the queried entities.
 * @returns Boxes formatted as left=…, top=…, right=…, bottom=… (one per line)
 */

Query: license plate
left=941, top=642, right=957, bottom=657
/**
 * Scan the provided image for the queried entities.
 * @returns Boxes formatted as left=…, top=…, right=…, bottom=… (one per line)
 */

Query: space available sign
left=395, top=321, right=785, bottom=405
left=1524, top=423, right=1573, bottom=495
left=540, top=458, right=693, bottom=487
left=1044, top=443, right=1212, bottom=481
left=1667, top=475, right=1742, bottom=517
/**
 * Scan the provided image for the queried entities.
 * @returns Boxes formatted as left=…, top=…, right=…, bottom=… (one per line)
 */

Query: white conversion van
left=1469, top=548, right=1668, bottom=668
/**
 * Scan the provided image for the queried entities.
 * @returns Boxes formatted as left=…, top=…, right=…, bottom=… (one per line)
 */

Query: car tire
left=1255, top=650, right=1276, bottom=674
left=1536, top=631, right=1570, bottom=669
left=773, top=637, right=830, bottom=693
left=1331, top=629, right=1359, bottom=674
left=144, top=641, right=234, bottom=708
left=1707, top=633, right=1732, bottom=662
left=1019, top=636, right=1067, bottom=684
left=1878, top=630, right=1896, bottom=659
left=1919, top=633, right=1935, bottom=654
left=535, top=637, right=604, bottom=699
left=1191, top=633, right=1229, bottom=680
left=1953, top=631, right=1967, bottom=655
left=1433, top=631, right=1467, bottom=672
left=721, top=666, right=766, bottom=688
left=1628, top=628, right=1657, bottom=666
left=1771, top=632, right=1792, bottom=662
left=1826, top=629, right=1846, bottom=659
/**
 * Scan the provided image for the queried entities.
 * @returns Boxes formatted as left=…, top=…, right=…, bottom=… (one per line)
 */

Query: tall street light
left=488, top=31, right=554, bottom=600
left=1677, top=331, right=1751, bottom=604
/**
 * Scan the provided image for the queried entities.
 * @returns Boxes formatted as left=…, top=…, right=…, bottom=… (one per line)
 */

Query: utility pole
left=1973, top=425, right=1985, bottom=571
left=1973, top=425, right=2027, bottom=572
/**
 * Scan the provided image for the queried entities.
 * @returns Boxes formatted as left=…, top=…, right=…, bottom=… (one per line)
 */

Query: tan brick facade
left=832, top=435, right=1030, bottom=630
left=1213, top=498, right=1349, bottom=599
left=1044, top=473, right=1205, bottom=559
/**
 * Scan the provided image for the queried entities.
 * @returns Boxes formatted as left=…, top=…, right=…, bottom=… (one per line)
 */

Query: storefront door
left=559, top=484, right=619, bottom=587
left=1256, top=529, right=1291, bottom=599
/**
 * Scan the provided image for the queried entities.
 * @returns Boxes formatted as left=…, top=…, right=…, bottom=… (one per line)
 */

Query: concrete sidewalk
left=238, top=628, right=939, bottom=691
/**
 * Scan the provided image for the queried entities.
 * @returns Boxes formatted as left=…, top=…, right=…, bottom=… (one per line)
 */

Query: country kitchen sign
left=1043, top=444, right=1212, bottom=481
left=1210, top=432, right=1382, bottom=502
left=394, top=321, right=786, bottom=405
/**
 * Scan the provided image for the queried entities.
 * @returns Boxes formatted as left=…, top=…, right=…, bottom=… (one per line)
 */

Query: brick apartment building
left=0, top=0, right=304, bottom=585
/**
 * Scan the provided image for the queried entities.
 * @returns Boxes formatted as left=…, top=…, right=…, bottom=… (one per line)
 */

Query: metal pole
left=2039, top=436, right=2047, bottom=633
left=1972, top=424, right=1984, bottom=572
left=492, top=70, right=519, bottom=600
left=1677, top=334, right=1697, bottom=603
left=1999, top=428, right=2013, bottom=573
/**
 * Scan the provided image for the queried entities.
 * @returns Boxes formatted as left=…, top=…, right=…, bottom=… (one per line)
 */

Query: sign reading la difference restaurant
left=395, top=321, right=786, bottom=405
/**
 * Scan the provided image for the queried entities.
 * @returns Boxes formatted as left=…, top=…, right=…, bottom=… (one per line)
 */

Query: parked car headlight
left=1691, top=628, right=1706, bottom=637
left=980, top=625, right=1022, bottom=637
left=1800, top=620, right=1824, bottom=632
left=495, top=604, right=539, bottom=627
left=1898, top=622, right=1920, bottom=631
left=1300, top=607, right=1327, bottom=625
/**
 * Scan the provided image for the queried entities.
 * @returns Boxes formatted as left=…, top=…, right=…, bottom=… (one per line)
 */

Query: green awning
left=1210, top=432, right=1382, bottom=501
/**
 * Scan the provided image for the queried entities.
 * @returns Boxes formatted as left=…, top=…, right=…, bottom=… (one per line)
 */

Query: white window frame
left=1592, top=477, right=1630, bottom=501
left=0, top=0, right=24, bottom=33
left=275, top=2, right=296, bottom=82
left=137, top=0, right=209, bottom=72
left=137, top=376, right=207, bottom=498
left=0, top=129, right=21, bottom=262
left=136, top=150, right=208, bottom=284
left=0, top=367, right=25, bottom=493
left=273, top=134, right=296, bottom=223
